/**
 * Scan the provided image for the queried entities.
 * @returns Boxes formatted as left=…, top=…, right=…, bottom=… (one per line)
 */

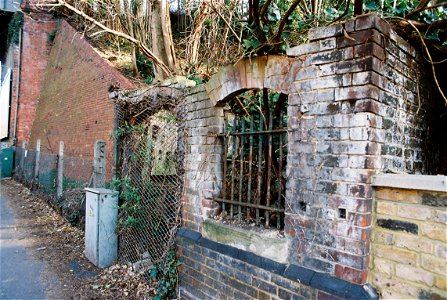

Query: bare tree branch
left=398, top=18, right=447, bottom=32
left=330, top=0, right=351, bottom=24
left=273, top=0, right=303, bottom=44
left=208, top=1, right=242, bottom=43
left=392, top=17, right=447, bottom=105
left=37, top=0, right=173, bottom=77
left=259, top=0, right=273, bottom=23
left=405, top=1, right=447, bottom=19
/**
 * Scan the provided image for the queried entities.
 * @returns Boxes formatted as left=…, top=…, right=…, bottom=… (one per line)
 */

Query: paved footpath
left=0, top=180, right=52, bottom=299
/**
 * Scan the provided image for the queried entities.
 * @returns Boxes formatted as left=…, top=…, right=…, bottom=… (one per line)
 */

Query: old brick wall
left=181, top=84, right=224, bottom=230
left=379, top=29, right=441, bottom=174
left=177, top=229, right=375, bottom=300
left=178, top=14, right=445, bottom=299
left=4, top=43, right=19, bottom=145
left=370, top=175, right=446, bottom=299
left=27, top=19, right=133, bottom=183
left=15, top=14, right=56, bottom=146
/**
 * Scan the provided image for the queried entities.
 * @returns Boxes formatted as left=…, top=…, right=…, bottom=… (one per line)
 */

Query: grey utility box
left=85, top=188, right=118, bottom=268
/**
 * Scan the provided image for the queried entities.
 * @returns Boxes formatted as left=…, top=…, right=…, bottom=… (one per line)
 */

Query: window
left=216, top=90, right=288, bottom=229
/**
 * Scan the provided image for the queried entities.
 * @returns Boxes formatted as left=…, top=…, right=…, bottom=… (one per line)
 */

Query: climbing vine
left=149, top=250, right=181, bottom=300
left=7, top=12, right=23, bottom=45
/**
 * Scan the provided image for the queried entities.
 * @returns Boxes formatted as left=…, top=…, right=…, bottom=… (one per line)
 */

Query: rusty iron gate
left=216, top=91, right=288, bottom=229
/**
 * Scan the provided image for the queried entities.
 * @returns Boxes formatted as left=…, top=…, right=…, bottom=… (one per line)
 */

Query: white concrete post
left=34, top=139, right=41, bottom=181
left=93, top=140, right=106, bottom=188
left=20, top=141, right=26, bottom=176
left=57, top=141, right=64, bottom=198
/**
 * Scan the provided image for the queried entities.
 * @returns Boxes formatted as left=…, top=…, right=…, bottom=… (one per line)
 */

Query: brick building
left=2, top=4, right=133, bottom=185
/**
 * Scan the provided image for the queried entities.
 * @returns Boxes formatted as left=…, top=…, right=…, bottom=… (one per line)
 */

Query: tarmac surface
left=0, top=180, right=57, bottom=299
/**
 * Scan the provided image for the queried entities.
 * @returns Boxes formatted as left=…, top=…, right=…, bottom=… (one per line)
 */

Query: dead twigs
left=389, top=16, right=447, bottom=105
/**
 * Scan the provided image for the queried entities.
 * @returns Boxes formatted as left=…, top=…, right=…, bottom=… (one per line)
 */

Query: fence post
left=93, top=140, right=106, bottom=188
left=57, top=141, right=64, bottom=198
left=34, top=139, right=41, bottom=182
left=20, top=141, right=26, bottom=177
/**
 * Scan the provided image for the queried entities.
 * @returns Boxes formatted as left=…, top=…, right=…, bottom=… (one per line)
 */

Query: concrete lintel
left=372, top=174, right=447, bottom=192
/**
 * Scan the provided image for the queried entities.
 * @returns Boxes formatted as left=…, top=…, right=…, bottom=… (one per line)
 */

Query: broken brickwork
left=178, top=14, right=445, bottom=299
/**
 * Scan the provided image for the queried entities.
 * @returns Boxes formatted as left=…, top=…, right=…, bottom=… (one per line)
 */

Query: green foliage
left=186, top=74, right=204, bottom=85
left=112, top=176, right=143, bottom=228
left=68, top=211, right=80, bottom=226
left=149, top=250, right=181, bottom=300
left=114, top=122, right=146, bottom=138
left=364, top=0, right=414, bottom=17
left=243, top=35, right=262, bottom=53
left=63, top=176, right=84, bottom=191
left=229, top=90, right=288, bottom=122
left=7, top=12, right=23, bottom=45
left=363, top=0, right=447, bottom=46
left=47, top=30, right=58, bottom=46
left=239, top=0, right=447, bottom=56
left=136, top=51, right=154, bottom=84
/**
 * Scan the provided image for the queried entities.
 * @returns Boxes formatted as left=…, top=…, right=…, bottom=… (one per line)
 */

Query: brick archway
left=204, top=55, right=297, bottom=106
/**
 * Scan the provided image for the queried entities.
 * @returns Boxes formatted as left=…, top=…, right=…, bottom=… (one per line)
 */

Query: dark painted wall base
left=177, top=227, right=378, bottom=300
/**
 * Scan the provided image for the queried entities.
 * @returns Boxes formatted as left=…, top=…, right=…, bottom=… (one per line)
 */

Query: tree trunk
left=188, top=3, right=208, bottom=66
left=150, top=0, right=177, bottom=81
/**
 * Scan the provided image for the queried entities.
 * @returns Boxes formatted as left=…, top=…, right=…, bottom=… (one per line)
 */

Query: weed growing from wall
left=7, top=12, right=23, bottom=45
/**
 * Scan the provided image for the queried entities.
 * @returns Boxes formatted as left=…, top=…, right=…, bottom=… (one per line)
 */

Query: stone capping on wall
left=372, top=174, right=447, bottom=192
left=202, top=219, right=289, bottom=264
left=177, top=227, right=379, bottom=300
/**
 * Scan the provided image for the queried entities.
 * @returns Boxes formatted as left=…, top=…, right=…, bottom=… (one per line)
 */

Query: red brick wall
left=28, top=20, right=134, bottom=182
left=16, top=14, right=57, bottom=146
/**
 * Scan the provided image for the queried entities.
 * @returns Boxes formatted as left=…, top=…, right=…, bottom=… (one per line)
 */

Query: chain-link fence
left=13, top=145, right=97, bottom=226
left=113, top=86, right=187, bottom=277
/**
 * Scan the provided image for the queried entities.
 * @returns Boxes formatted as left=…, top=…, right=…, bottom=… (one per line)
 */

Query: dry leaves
left=83, top=264, right=155, bottom=299
left=6, top=180, right=156, bottom=299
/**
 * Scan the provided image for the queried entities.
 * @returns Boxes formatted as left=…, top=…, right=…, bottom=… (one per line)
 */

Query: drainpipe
left=12, top=28, right=22, bottom=146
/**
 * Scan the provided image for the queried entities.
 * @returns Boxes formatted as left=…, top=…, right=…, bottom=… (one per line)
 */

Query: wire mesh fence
left=113, top=87, right=186, bottom=278
left=13, top=145, right=97, bottom=227
left=14, top=147, right=96, bottom=192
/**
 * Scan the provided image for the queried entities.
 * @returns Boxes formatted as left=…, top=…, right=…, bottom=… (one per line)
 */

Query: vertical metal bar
left=247, top=117, right=254, bottom=219
left=256, top=115, right=263, bottom=226
left=230, top=115, right=238, bottom=220
left=265, top=112, right=273, bottom=229
left=277, top=111, right=284, bottom=229
left=238, top=118, right=245, bottom=222
left=222, top=113, right=228, bottom=212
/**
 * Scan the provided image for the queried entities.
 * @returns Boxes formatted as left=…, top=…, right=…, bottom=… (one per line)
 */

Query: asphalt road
left=0, top=180, right=48, bottom=299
